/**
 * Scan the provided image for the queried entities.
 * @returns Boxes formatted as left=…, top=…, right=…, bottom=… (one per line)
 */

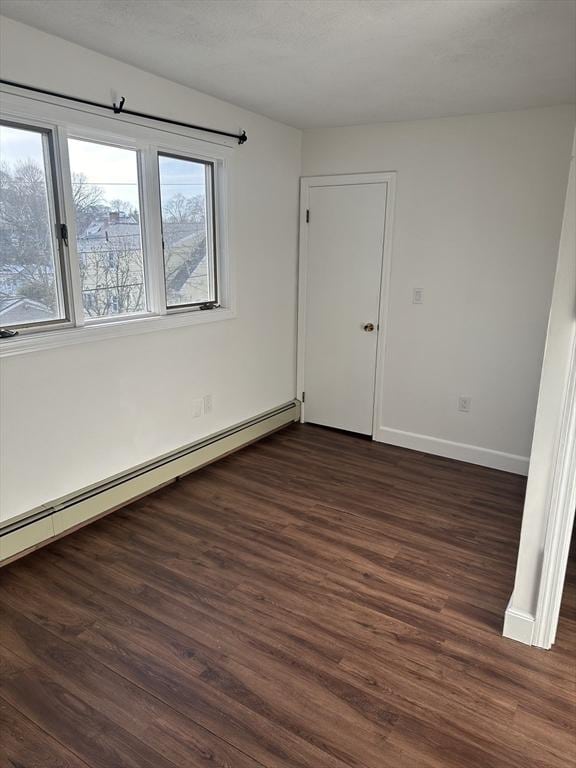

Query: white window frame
left=156, top=149, right=219, bottom=313
left=64, top=128, right=155, bottom=326
left=0, top=87, right=235, bottom=358
left=0, top=116, right=76, bottom=332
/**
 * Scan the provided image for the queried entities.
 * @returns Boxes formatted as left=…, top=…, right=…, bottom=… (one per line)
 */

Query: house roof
left=0, top=296, right=54, bottom=321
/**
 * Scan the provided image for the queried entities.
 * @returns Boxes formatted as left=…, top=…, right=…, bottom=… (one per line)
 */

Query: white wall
left=302, top=107, right=575, bottom=472
left=0, top=17, right=301, bottom=522
left=504, top=128, right=576, bottom=645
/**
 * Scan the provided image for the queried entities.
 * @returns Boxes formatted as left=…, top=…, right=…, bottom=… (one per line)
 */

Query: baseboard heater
left=0, top=399, right=300, bottom=565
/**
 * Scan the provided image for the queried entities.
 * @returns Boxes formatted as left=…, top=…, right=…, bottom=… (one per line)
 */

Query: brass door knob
left=363, top=323, right=375, bottom=332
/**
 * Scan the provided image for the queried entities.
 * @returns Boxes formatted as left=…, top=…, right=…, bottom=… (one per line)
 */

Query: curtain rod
left=0, top=78, right=248, bottom=145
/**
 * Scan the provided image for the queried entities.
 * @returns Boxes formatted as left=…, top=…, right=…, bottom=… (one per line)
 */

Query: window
left=0, top=94, right=229, bottom=346
left=68, top=138, right=146, bottom=319
left=159, top=154, right=216, bottom=308
left=0, top=122, right=68, bottom=328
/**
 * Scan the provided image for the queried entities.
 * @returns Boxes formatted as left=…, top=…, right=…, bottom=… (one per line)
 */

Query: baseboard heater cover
left=1, top=400, right=300, bottom=564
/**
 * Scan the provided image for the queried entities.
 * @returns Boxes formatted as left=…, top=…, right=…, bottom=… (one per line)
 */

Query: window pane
left=158, top=154, right=215, bottom=307
left=0, top=123, right=64, bottom=327
left=68, top=139, right=146, bottom=319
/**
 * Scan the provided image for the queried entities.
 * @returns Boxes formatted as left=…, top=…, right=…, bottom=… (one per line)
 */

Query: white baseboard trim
left=503, top=599, right=535, bottom=646
left=375, top=427, right=529, bottom=475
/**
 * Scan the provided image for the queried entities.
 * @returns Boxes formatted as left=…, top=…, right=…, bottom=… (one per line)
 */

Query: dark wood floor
left=1, top=423, right=574, bottom=768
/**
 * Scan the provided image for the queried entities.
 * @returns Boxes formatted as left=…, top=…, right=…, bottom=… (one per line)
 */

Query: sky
left=0, top=124, right=207, bottom=212
left=0, top=123, right=45, bottom=168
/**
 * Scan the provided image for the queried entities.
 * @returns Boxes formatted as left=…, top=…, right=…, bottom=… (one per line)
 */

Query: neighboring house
left=0, top=297, right=54, bottom=325
left=0, top=265, right=26, bottom=296
left=0, top=269, right=54, bottom=327
left=76, top=211, right=145, bottom=316
left=77, top=211, right=141, bottom=251
left=0, top=210, right=208, bottom=321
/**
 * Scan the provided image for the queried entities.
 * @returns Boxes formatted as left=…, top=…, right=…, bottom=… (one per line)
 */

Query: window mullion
left=55, top=125, right=85, bottom=328
left=141, top=146, right=167, bottom=315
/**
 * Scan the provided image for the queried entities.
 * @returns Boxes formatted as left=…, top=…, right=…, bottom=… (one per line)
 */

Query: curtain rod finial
left=238, top=130, right=247, bottom=145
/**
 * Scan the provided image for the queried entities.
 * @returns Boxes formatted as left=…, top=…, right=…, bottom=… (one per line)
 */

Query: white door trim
left=297, top=172, right=397, bottom=433
left=533, top=335, right=576, bottom=649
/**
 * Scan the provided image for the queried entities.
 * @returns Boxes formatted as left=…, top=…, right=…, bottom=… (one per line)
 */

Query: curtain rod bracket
left=112, top=96, right=125, bottom=114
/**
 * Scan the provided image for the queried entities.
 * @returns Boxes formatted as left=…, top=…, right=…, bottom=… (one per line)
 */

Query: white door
left=300, top=177, right=388, bottom=435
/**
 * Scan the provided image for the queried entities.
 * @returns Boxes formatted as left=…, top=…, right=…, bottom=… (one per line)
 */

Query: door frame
left=533, top=334, right=576, bottom=648
left=297, top=172, right=397, bottom=435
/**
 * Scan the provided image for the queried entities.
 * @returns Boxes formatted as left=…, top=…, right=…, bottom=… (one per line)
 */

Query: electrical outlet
left=458, top=396, right=472, bottom=413
left=413, top=288, right=423, bottom=304
left=203, top=394, right=213, bottom=414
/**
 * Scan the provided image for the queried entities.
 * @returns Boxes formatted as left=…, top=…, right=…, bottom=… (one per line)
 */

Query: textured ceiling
left=1, top=0, right=575, bottom=128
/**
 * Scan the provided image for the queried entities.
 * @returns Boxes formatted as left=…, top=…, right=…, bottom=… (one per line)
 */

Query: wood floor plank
left=0, top=645, right=179, bottom=768
left=0, top=698, right=91, bottom=768
left=1, top=423, right=574, bottom=767
left=0, top=603, right=266, bottom=768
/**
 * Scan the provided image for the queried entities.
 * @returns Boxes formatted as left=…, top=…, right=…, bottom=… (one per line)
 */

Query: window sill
left=0, top=307, right=236, bottom=358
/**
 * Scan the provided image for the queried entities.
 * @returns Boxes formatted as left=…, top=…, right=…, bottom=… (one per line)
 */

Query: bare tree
left=108, top=198, right=138, bottom=219
left=79, top=234, right=145, bottom=317
left=71, top=172, right=105, bottom=235
left=0, top=160, right=57, bottom=307
left=162, top=193, right=203, bottom=224
left=161, top=193, right=207, bottom=302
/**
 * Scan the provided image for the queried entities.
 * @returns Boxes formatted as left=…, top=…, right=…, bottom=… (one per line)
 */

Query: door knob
left=363, top=323, right=375, bottom=332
